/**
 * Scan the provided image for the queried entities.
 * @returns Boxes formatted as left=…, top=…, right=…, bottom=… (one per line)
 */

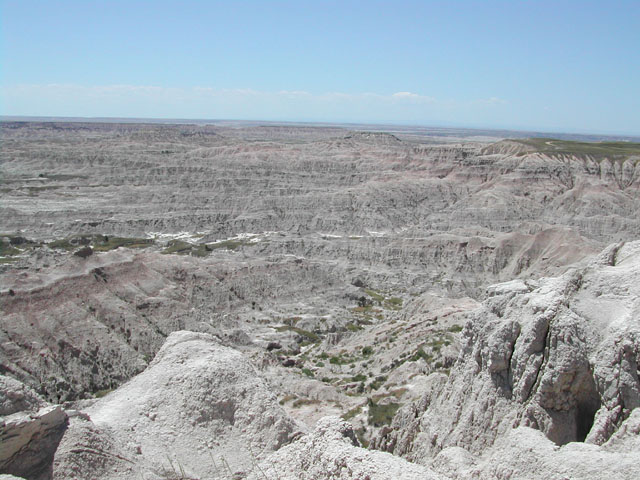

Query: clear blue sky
left=1, top=0, right=639, bottom=134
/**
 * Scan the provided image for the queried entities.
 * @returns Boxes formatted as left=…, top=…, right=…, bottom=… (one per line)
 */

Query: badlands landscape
left=1, top=120, right=639, bottom=479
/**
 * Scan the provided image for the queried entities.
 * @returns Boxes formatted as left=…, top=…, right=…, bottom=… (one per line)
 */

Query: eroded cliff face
left=373, top=241, right=640, bottom=466
left=1, top=124, right=638, bottom=243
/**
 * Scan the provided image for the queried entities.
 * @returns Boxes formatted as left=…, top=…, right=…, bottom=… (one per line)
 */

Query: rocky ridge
left=373, top=241, right=640, bottom=477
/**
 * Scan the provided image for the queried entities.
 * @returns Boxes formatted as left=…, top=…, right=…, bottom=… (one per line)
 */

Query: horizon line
left=2, top=115, right=639, bottom=141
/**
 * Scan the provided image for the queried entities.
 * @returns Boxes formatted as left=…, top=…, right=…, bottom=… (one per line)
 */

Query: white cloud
left=474, top=96, right=507, bottom=106
left=392, top=91, right=418, bottom=98
left=392, top=91, right=436, bottom=102
left=0, top=83, right=509, bottom=124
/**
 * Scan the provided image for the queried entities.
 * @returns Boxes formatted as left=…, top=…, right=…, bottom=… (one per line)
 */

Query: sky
left=1, top=0, right=639, bottom=135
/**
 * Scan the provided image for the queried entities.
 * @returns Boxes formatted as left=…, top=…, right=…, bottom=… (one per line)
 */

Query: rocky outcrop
left=54, top=331, right=302, bottom=479
left=1, top=406, right=68, bottom=480
left=464, top=411, right=640, bottom=480
left=248, top=416, right=445, bottom=480
left=0, top=376, right=45, bottom=416
left=374, top=241, right=640, bottom=461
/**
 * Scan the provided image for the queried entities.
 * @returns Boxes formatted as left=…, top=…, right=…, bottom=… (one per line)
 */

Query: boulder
left=1, top=406, right=68, bottom=480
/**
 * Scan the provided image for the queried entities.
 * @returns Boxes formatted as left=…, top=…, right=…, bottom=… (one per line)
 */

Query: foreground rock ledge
left=53, top=331, right=302, bottom=480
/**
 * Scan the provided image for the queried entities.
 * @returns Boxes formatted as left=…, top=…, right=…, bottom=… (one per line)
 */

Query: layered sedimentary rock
left=1, top=122, right=639, bottom=479
left=374, top=241, right=640, bottom=465
left=2, top=123, right=638, bottom=245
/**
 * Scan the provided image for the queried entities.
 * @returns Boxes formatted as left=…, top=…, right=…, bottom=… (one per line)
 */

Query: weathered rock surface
left=248, top=416, right=445, bottom=480
left=53, top=331, right=302, bottom=479
left=465, top=413, right=640, bottom=480
left=0, top=375, right=45, bottom=416
left=427, top=409, right=640, bottom=479
left=2, top=123, right=638, bottom=244
left=374, top=241, right=640, bottom=464
left=1, top=405, right=68, bottom=480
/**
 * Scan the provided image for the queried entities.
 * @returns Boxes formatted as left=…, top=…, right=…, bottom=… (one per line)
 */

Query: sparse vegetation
left=341, top=405, right=362, bottom=421
left=292, top=398, right=320, bottom=408
left=275, top=325, right=320, bottom=343
left=513, top=138, right=640, bottom=162
left=367, top=398, right=401, bottom=427
left=411, top=347, right=433, bottom=363
left=92, top=235, right=152, bottom=251
left=161, top=239, right=193, bottom=255
left=368, top=375, right=387, bottom=391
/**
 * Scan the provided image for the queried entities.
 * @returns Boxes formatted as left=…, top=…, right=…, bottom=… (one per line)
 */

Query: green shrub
left=367, top=398, right=401, bottom=427
left=411, top=348, right=433, bottom=363
left=341, top=405, right=362, bottom=421
left=276, top=325, right=320, bottom=343
left=368, top=375, right=387, bottom=391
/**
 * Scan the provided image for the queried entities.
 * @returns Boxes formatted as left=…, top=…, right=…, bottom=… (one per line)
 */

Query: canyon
left=1, top=121, right=639, bottom=479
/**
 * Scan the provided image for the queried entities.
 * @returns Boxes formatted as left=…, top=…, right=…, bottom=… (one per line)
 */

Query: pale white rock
left=54, top=331, right=303, bottom=479
left=375, top=241, right=640, bottom=465
left=248, top=416, right=446, bottom=480
left=468, top=423, right=640, bottom=480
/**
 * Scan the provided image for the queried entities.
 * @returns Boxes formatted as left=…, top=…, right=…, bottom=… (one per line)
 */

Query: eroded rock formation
left=374, top=241, right=640, bottom=467
left=53, top=331, right=302, bottom=479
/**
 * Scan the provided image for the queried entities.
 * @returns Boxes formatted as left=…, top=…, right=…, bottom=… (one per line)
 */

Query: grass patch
left=292, top=398, right=320, bottom=408
left=92, top=236, right=153, bottom=251
left=351, top=305, right=373, bottom=313
left=367, top=399, right=401, bottom=427
left=329, top=355, right=349, bottom=365
left=341, top=405, right=362, bottom=421
left=364, top=288, right=385, bottom=302
left=47, top=238, right=76, bottom=250
left=448, top=324, right=463, bottom=333
left=0, top=243, right=21, bottom=256
left=161, top=239, right=193, bottom=255
left=94, top=388, right=113, bottom=398
left=411, top=348, right=433, bottom=363
left=368, top=375, right=387, bottom=391
left=46, top=235, right=154, bottom=252
left=0, top=257, right=20, bottom=264
left=278, top=394, right=297, bottom=405
left=275, top=325, right=320, bottom=343
left=301, top=367, right=314, bottom=378
left=346, top=322, right=362, bottom=332
left=512, top=138, right=640, bottom=162
left=385, top=297, right=403, bottom=308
